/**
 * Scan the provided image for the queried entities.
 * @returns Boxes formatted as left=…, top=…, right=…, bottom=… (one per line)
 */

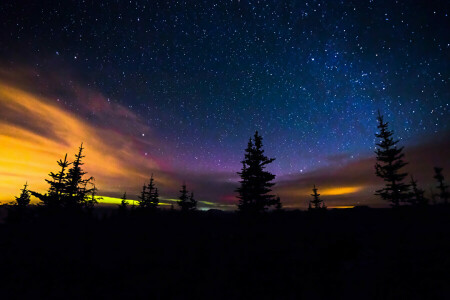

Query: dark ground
left=0, top=206, right=449, bottom=299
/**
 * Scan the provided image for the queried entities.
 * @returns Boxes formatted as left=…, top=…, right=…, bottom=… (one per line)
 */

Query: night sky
left=0, top=0, right=448, bottom=209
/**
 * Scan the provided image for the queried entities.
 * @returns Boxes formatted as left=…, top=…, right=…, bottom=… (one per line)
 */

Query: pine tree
left=236, top=131, right=276, bottom=213
left=434, top=167, right=449, bottom=204
left=31, top=154, right=70, bottom=208
left=64, top=143, right=94, bottom=209
left=309, top=185, right=324, bottom=210
left=138, top=174, right=159, bottom=210
left=178, top=183, right=190, bottom=212
left=188, top=192, right=197, bottom=211
left=151, top=187, right=159, bottom=209
left=374, top=111, right=409, bottom=207
left=85, top=184, right=99, bottom=213
left=409, top=175, right=428, bottom=206
left=118, top=192, right=128, bottom=213
left=15, top=182, right=31, bottom=208
left=138, top=183, right=147, bottom=208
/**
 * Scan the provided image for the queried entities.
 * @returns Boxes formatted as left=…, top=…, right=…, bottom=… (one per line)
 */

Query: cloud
left=0, top=68, right=175, bottom=203
left=273, top=133, right=450, bottom=208
left=0, top=67, right=448, bottom=210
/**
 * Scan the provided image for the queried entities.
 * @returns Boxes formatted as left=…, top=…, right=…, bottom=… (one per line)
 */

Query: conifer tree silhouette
left=31, top=144, right=94, bottom=210
left=274, top=196, right=282, bottom=211
left=374, top=111, right=409, bottom=207
left=309, top=185, right=325, bottom=210
left=15, top=182, right=31, bottom=208
left=138, top=174, right=159, bottom=210
left=64, top=143, right=94, bottom=209
left=118, top=192, right=128, bottom=213
left=178, top=183, right=195, bottom=212
left=85, top=183, right=99, bottom=213
left=433, top=167, right=449, bottom=204
left=236, top=131, right=276, bottom=213
left=30, top=153, right=70, bottom=208
left=151, top=187, right=159, bottom=209
left=138, top=183, right=147, bottom=207
left=409, top=175, right=428, bottom=206
left=189, top=191, right=197, bottom=211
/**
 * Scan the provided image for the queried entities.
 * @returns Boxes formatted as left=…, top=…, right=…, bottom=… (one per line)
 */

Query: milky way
left=0, top=1, right=448, bottom=208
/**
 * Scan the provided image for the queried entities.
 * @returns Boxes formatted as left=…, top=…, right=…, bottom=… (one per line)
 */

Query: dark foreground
left=0, top=207, right=449, bottom=299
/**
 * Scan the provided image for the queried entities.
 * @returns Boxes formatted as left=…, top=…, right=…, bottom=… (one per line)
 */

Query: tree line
left=7, top=111, right=449, bottom=216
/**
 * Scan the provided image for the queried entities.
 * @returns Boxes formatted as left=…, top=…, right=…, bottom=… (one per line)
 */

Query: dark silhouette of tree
left=433, top=167, right=449, bottom=204
left=118, top=192, right=128, bottom=213
left=178, top=183, right=196, bottom=211
left=309, top=185, right=325, bottom=210
left=374, top=111, right=409, bottom=207
left=236, top=131, right=276, bottom=213
left=30, top=144, right=94, bottom=211
left=85, top=184, right=99, bottom=214
left=64, top=143, right=94, bottom=209
left=189, top=192, right=197, bottom=211
left=138, top=174, right=159, bottom=210
left=138, top=183, right=147, bottom=206
left=31, top=154, right=70, bottom=208
left=152, top=187, right=159, bottom=209
left=409, top=175, right=428, bottom=207
left=274, top=196, right=282, bottom=211
left=15, top=182, right=31, bottom=208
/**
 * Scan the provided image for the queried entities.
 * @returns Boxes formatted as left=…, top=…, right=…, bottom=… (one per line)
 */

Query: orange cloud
left=0, top=76, right=171, bottom=203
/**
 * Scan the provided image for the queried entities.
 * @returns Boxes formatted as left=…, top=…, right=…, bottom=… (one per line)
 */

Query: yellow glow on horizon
left=0, top=79, right=166, bottom=203
left=328, top=206, right=355, bottom=209
left=97, top=196, right=170, bottom=205
left=320, top=186, right=363, bottom=196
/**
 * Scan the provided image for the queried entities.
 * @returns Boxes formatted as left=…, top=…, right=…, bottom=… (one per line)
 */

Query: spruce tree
left=31, top=154, right=70, bottom=208
left=15, top=182, right=31, bottom=208
left=178, top=183, right=190, bottom=212
left=309, top=185, right=324, bottom=210
left=138, top=174, right=159, bottom=210
left=85, top=184, right=99, bottom=213
left=409, top=175, right=428, bottom=206
left=138, top=183, right=147, bottom=207
left=236, top=131, right=276, bottom=213
left=374, top=111, right=409, bottom=207
left=433, top=167, right=449, bottom=204
left=64, top=143, right=94, bottom=209
left=188, top=192, right=197, bottom=211
left=118, top=192, right=128, bottom=213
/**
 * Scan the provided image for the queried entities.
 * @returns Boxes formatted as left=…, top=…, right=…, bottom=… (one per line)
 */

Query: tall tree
left=138, top=183, right=147, bottom=207
left=118, top=192, right=128, bottom=214
left=138, top=174, right=159, bottom=210
left=85, top=184, right=99, bottom=213
left=236, top=131, right=276, bottom=213
left=409, top=175, right=428, bottom=206
left=374, top=111, right=409, bottom=207
left=433, top=167, right=449, bottom=204
left=15, top=182, right=31, bottom=208
left=309, top=185, right=325, bottom=210
left=64, top=143, right=94, bottom=209
left=31, top=154, right=70, bottom=208
left=189, top=191, right=197, bottom=211
left=178, top=183, right=195, bottom=212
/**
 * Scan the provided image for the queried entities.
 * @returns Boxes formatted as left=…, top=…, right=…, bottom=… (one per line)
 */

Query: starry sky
left=0, top=0, right=448, bottom=209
